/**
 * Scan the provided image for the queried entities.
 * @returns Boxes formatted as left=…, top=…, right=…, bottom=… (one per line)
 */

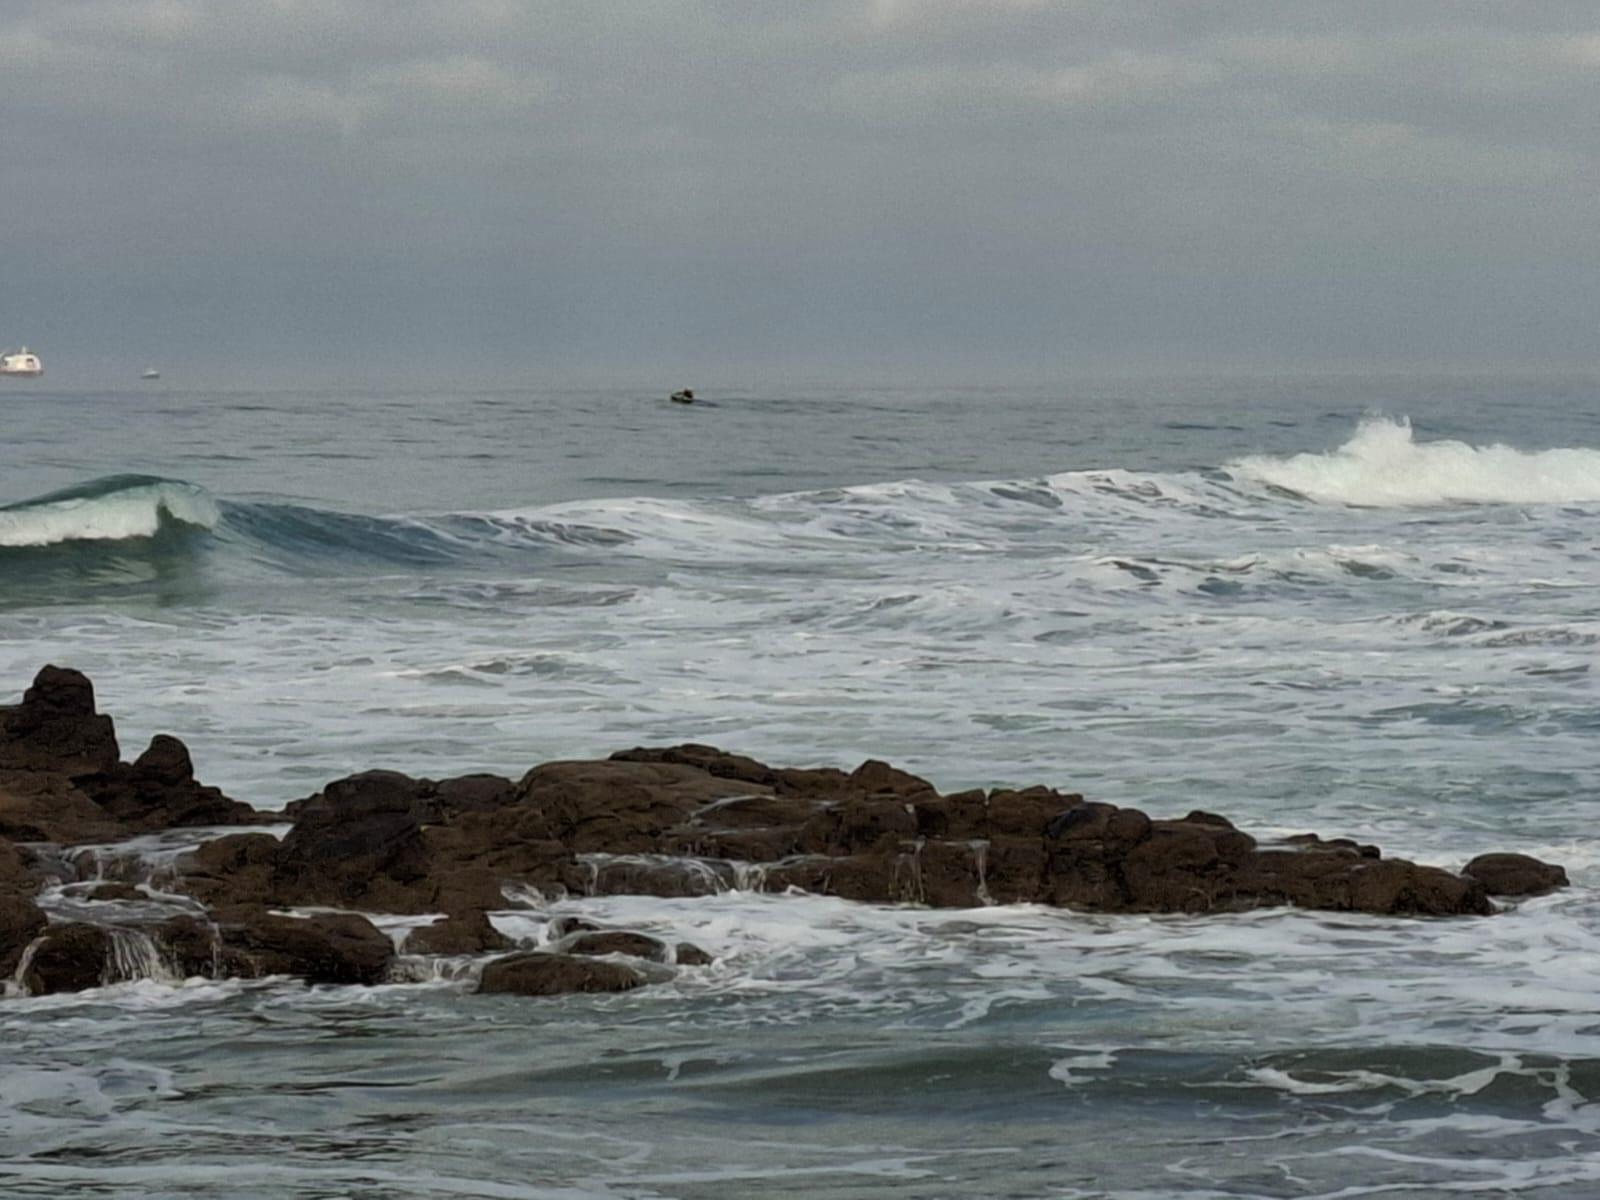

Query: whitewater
left=3, top=377, right=1600, bottom=1198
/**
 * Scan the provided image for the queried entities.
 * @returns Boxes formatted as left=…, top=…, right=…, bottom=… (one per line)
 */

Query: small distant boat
left=670, top=389, right=695, bottom=404
left=140, top=368, right=161, bottom=380
left=0, top=347, right=43, bottom=378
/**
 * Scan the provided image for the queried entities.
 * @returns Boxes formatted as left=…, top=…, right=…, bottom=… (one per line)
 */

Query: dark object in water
left=670, top=389, right=695, bottom=404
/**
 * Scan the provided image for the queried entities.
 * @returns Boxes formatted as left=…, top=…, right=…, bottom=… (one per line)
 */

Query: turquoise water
left=2, top=374, right=1600, bottom=1197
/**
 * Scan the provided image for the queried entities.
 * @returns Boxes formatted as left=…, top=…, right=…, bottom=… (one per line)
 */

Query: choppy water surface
left=3, top=374, right=1600, bottom=1197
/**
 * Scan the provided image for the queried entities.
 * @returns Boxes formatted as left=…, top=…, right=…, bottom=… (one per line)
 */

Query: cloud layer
left=4, top=1, right=1597, bottom=377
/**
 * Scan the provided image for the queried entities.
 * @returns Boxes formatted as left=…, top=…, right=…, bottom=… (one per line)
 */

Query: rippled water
left=3, top=374, right=1600, bottom=1197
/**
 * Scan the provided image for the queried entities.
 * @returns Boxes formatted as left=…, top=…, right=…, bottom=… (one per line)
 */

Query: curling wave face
left=0, top=474, right=220, bottom=548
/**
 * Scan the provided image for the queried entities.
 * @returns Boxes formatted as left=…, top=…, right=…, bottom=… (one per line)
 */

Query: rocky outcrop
left=0, top=665, right=264, bottom=844
left=0, top=666, right=1574, bottom=1002
left=80, top=734, right=262, bottom=833
left=171, top=738, right=1541, bottom=922
left=0, top=664, right=119, bottom=777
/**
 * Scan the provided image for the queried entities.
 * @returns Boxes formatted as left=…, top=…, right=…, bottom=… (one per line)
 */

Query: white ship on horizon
left=0, top=347, right=43, bottom=377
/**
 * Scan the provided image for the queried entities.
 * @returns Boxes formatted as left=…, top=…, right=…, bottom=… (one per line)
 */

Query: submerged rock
left=1461, top=853, right=1569, bottom=898
left=561, top=930, right=672, bottom=963
left=477, top=951, right=646, bottom=997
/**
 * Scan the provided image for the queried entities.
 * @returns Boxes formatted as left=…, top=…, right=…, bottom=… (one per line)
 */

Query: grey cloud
left=3, top=1, right=1598, bottom=378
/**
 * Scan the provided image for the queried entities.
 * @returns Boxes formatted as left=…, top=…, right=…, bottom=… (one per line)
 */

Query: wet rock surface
left=402, top=909, right=514, bottom=956
left=477, top=952, right=646, bottom=997
left=1462, top=852, right=1570, bottom=897
left=0, top=666, right=1574, bottom=999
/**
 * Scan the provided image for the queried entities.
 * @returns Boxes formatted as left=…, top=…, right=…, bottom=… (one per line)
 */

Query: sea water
left=1, top=374, right=1599, bottom=1197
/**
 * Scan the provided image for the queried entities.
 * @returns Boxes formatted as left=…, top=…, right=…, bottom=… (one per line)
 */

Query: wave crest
left=1230, top=416, right=1600, bottom=507
left=0, top=475, right=220, bottom=548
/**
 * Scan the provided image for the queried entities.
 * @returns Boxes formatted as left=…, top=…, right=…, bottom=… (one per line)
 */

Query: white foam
left=1232, top=416, right=1600, bottom=507
left=0, top=479, right=219, bottom=547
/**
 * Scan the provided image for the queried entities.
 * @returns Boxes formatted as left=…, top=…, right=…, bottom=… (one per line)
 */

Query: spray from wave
left=1230, top=416, right=1600, bottom=507
left=0, top=475, right=220, bottom=548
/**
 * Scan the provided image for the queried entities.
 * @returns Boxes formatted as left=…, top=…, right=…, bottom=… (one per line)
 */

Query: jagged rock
left=272, top=771, right=433, bottom=909
left=0, top=665, right=119, bottom=777
left=0, top=671, right=1559, bottom=934
left=79, top=734, right=263, bottom=833
left=402, top=910, right=513, bottom=956
left=562, top=930, right=671, bottom=962
left=477, top=951, right=646, bottom=997
left=1461, top=853, right=1568, bottom=897
left=0, top=668, right=262, bottom=844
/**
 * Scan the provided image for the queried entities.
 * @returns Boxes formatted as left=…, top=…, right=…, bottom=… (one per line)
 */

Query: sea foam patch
left=1231, top=416, right=1600, bottom=507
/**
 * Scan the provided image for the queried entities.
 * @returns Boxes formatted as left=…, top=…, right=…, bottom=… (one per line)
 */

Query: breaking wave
left=4, top=416, right=1597, bottom=603
left=0, top=475, right=219, bottom=548
left=1230, top=416, right=1600, bottom=507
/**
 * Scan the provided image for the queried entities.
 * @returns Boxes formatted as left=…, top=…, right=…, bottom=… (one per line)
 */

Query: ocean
left=2, top=373, right=1599, bottom=1197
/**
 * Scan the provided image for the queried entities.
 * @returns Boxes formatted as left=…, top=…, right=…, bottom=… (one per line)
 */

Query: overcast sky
left=3, top=1, right=1598, bottom=381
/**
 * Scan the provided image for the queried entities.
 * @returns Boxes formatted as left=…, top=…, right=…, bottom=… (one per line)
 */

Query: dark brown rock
left=796, top=798, right=917, bottom=856
left=563, top=854, right=735, bottom=899
left=402, top=910, right=513, bottom=956
left=80, top=734, right=263, bottom=833
left=272, top=771, right=432, bottom=909
left=519, top=759, right=759, bottom=853
left=0, top=894, right=47, bottom=977
left=0, top=665, right=120, bottom=777
left=0, top=771, right=123, bottom=843
left=477, top=951, right=645, bottom=996
left=187, top=909, right=394, bottom=985
left=610, top=744, right=778, bottom=787
left=849, top=759, right=936, bottom=799
left=18, top=923, right=113, bottom=994
left=83, top=882, right=145, bottom=902
left=0, top=836, right=41, bottom=897
left=433, top=773, right=517, bottom=818
left=562, top=930, right=671, bottom=962
left=177, top=832, right=282, bottom=907
left=674, top=942, right=715, bottom=966
left=1461, top=853, right=1569, bottom=898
